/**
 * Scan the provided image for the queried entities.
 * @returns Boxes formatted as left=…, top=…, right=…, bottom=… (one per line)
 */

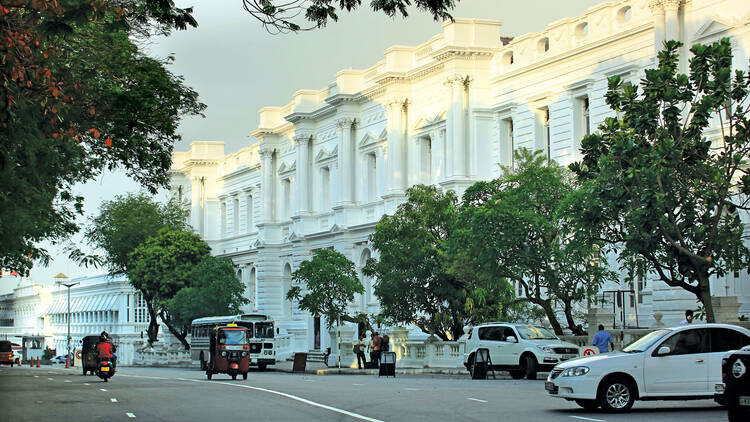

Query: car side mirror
left=506, top=336, right=517, bottom=343
left=656, top=346, right=671, bottom=356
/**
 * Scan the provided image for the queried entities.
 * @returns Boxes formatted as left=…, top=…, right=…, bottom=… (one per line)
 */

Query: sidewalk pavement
left=270, top=359, right=469, bottom=377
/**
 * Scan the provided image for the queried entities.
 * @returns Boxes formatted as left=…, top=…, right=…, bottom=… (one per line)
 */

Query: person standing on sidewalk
left=370, top=332, right=381, bottom=368
left=592, top=324, right=615, bottom=353
left=354, top=335, right=367, bottom=369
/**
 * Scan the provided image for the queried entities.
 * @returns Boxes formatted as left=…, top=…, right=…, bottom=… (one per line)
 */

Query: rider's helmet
left=100, top=331, right=109, bottom=339
left=99, top=335, right=107, bottom=343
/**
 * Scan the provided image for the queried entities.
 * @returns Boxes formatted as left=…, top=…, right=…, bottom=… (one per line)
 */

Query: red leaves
left=89, top=106, right=95, bottom=115
left=89, top=128, right=100, bottom=138
left=105, top=137, right=112, bottom=147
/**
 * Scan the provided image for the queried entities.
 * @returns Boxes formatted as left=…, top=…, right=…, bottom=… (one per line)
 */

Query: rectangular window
left=320, top=167, right=330, bottom=211
left=421, top=137, right=432, bottom=184
left=233, top=197, right=240, bottom=235
left=220, top=201, right=227, bottom=237
left=246, top=194, right=253, bottom=233
left=573, top=96, right=590, bottom=160
left=545, top=108, right=551, bottom=163
left=366, top=154, right=377, bottom=202
left=500, top=117, right=514, bottom=169
left=282, top=179, right=291, bottom=220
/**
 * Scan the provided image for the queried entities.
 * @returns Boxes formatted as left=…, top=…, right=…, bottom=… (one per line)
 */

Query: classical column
left=294, top=132, right=312, bottom=214
left=336, top=118, right=355, bottom=205
left=385, top=98, right=406, bottom=194
left=446, top=74, right=468, bottom=178
left=663, top=0, right=680, bottom=42
left=260, top=147, right=274, bottom=222
left=649, top=1, right=666, bottom=56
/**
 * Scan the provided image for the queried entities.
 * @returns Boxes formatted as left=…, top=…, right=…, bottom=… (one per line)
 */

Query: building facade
left=170, top=0, right=750, bottom=351
left=0, top=274, right=153, bottom=365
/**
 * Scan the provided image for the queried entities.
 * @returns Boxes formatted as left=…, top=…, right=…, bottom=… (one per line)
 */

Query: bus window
left=255, top=322, right=274, bottom=339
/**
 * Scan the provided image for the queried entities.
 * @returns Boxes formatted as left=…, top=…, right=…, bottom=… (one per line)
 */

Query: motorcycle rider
left=96, top=333, right=116, bottom=372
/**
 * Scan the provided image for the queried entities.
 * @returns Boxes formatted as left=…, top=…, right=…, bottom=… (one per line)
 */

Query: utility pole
left=63, top=282, right=79, bottom=368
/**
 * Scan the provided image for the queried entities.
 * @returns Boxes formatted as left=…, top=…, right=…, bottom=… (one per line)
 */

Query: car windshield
left=516, top=326, right=558, bottom=340
left=622, top=329, right=671, bottom=353
left=218, top=329, right=247, bottom=345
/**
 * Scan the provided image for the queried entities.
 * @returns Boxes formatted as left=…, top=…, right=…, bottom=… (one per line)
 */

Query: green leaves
left=570, top=38, right=750, bottom=322
left=290, top=248, right=363, bottom=329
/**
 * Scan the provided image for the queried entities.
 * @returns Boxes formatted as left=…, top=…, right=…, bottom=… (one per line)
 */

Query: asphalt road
left=0, top=365, right=728, bottom=422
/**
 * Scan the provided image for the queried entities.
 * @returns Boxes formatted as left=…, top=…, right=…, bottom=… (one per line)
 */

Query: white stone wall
left=170, top=0, right=750, bottom=349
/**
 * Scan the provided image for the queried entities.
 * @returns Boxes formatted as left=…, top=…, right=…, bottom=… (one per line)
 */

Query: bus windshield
left=255, top=322, right=274, bottom=339
left=218, top=329, right=247, bottom=345
left=0, top=341, right=11, bottom=352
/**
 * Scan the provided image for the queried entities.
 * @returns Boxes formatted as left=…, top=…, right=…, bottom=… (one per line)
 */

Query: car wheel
left=598, top=377, right=635, bottom=412
left=729, top=406, right=750, bottom=422
left=509, top=369, right=525, bottom=379
left=523, top=355, right=537, bottom=380
left=575, top=399, right=599, bottom=410
left=467, top=355, right=475, bottom=377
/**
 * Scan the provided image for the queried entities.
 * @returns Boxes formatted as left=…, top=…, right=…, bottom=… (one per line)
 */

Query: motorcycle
left=96, top=358, right=114, bottom=382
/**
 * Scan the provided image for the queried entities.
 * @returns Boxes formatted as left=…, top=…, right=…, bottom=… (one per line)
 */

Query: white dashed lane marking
left=352, top=383, right=364, bottom=386
left=100, top=388, right=107, bottom=392
left=84, top=383, right=90, bottom=386
left=34, top=375, right=39, bottom=378
left=569, top=416, right=606, bottom=422
left=404, top=388, right=420, bottom=391
left=111, top=398, right=118, bottom=403
left=466, top=398, right=487, bottom=403
left=65, top=380, right=71, bottom=383
left=126, top=413, right=136, bottom=418
left=47, top=378, right=53, bottom=381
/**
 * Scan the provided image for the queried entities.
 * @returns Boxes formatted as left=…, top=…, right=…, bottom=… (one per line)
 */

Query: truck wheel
left=598, top=377, right=635, bottom=412
left=523, top=355, right=537, bottom=380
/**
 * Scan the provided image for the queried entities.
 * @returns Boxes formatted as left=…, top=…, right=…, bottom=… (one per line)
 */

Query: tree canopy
left=287, top=248, right=363, bottom=329
left=571, top=39, right=750, bottom=323
left=1, top=0, right=204, bottom=274
left=127, top=228, right=211, bottom=347
left=168, top=255, right=248, bottom=330
left=365, top=184, right=515, bottom=341
left=241, top=0, right=458, bottom=33
left=454, top=149, right=611, bottom=334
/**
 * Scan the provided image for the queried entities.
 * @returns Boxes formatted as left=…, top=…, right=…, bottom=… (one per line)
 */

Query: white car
left=463, top=322, right=581, bottom=380
left=545, top=323, right=750, bottom=412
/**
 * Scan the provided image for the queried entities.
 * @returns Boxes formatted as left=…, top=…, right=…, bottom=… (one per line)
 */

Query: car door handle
left=696, top=359, right=704, bottom=363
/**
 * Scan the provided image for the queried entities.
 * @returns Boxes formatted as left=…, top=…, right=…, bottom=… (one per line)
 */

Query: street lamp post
left=62, top=282, right=79, bottom=368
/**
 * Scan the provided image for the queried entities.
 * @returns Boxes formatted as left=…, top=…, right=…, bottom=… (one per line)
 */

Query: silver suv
left=463, top=322, right=580, bottom=380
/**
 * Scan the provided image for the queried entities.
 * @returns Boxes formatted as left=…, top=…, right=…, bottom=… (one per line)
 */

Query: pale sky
left=10, top=0, right=604, bottom=292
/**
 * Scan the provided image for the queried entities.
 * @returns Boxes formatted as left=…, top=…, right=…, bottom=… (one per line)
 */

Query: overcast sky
left=11, top=0, right=604, bottom=292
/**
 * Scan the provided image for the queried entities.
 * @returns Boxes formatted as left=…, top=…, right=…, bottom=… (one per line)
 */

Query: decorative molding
left=692, top=17, right=733, bottom=41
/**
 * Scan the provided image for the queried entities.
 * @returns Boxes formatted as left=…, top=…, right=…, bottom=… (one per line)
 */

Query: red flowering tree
left=0, top=1, right=204, bottom=274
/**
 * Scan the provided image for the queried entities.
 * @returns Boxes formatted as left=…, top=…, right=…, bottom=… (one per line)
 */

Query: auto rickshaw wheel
left=232, top=373, right=237, bottom=380
left=206, top=371, right=212, bottom=380
left=82, top=367, right=86, bottom=376
left=242, top=372, right=247, bottom=380
left=103, top=377, right=108, bottom=382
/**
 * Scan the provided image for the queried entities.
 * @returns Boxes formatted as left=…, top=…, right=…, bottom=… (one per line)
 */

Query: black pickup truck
left=716, top=347, right=750, bottom=422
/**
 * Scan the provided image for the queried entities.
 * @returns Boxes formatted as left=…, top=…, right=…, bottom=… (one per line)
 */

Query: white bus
left=191, top=314, right=277, bottom=370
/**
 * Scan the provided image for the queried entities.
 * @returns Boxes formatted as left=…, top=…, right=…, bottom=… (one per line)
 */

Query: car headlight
left=241, top=351, right=248, bottom=357
left=561, top=366, right=589, bottom=377
left=536, top=345, right=554, bottom=353
left=221, top=351, right=227, bottom=357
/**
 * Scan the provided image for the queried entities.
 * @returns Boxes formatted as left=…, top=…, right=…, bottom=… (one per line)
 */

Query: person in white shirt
left=680, top=309, right=694, bottom=325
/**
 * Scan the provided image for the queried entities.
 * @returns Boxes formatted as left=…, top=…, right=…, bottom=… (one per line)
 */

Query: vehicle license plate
left=545, top=382, right=557, bottom=393
left=561, top=355, right=577, bottom=361
left=740, top=396, right=750, bottom=407
left=100, top=367, right=109, bottom=372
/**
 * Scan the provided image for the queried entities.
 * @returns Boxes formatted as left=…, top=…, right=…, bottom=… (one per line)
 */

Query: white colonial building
left=170, top=0, right=750, bottom=352
left=0, top=274, right=154, bottom=365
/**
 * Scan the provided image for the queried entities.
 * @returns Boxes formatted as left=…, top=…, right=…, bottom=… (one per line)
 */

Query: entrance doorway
left=314, top=316, right=321, bottom=350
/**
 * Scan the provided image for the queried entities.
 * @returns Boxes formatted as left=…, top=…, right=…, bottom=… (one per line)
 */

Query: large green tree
left=455, top=149, right=612, bottom=335
left=168, top=255, right=248, bottom=331
left=1, top=1, right=203, bottom=274
left=365, top=184, right=514, bottom=341
left=127, top=228, right=211, bottom=348
left=286, top=248, right=364, bottom=329
left=85, top=192, right=189, bottom=342
left=571, top=39, right=750, bottom=323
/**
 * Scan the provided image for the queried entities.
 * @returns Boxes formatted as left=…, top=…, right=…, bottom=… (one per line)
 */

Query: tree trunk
left=160, top=310, right=190, bottom=350
left=540, top=300, right=564, bottom=335
left=562, top=299, right=584, bottom=335
left=696, top=272, right=716, bottom=323
left=145, top=300, right=159, bottom=345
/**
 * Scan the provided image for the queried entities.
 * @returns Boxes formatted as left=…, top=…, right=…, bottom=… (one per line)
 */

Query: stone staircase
left=304, top=349, right=329, bottom=365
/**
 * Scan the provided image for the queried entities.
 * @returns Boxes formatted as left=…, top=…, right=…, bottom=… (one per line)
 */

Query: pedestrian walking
left=370, top=332, right=381, bottom=368
left=353, top=335, right=367, bottom=369
left=680, top=309, right=694, bottom=325
left=592, top=324, right=615, bottom=353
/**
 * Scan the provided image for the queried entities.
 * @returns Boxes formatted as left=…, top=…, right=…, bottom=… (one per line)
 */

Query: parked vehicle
left=205, top=324, right=251, bottom=381
left=51, top=354, right=70, bottom=364
left=81, top=335, right=100, bottom=375
left=715, top=345, right=750, bottom=422
left=545, top=323, right=750, bottom=413
left=0, top=341, right=14, bottom=366
left=463, top=323, right=580, bottom=380
left=96, top=357, right=114, bottom=382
